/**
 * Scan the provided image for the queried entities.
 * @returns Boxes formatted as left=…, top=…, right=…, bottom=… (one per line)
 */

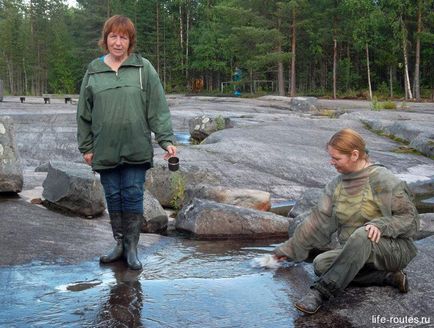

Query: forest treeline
left=0, top=0, right=433, bottom=100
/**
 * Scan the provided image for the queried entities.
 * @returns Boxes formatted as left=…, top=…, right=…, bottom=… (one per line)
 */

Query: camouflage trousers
left=312, top=226, right=417, bottom=298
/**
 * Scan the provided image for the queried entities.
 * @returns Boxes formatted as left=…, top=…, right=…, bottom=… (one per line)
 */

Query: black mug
left=168, top=156, right=179, bottom=171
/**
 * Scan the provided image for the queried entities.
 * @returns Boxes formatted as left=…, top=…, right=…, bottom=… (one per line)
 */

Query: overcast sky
left=67, top=0, right=77, bottom=7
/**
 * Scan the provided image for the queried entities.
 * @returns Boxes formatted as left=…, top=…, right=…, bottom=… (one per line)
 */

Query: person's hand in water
left=273, top=255, right=288, bottom=262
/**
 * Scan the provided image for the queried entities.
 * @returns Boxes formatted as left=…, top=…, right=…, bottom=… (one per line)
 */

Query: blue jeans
left=99, top=164, right=148, bottom=214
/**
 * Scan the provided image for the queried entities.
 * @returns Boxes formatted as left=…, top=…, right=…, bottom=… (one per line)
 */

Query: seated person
left=273, top=128, right=419, bottom=314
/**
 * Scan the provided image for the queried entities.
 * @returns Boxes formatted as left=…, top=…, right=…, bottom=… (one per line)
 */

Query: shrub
left=370, top=97, right=382, bottom=111
left=215, top=115, right=225, bottom=130
left=382, top=101, right=397, bottom=110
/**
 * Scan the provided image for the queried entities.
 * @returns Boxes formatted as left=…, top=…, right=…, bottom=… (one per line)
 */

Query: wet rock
left=175, top=198, right=293, bottom=239
left=184, top=184, right=271, bottom=211
left=42, top=161, right=105, bottom=217
left=145, top=163, right=219, bottom=209
left=142, top=190, right=168, bottom=233
left=188, top=115, right=233, bottom=142
left=415, top=213, right=434, bottom=240
left=0, top=116, right=23, bottom=192
left=289, top=188, right=323, bottom=218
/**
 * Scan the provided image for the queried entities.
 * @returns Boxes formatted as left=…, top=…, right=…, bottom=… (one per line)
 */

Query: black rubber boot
left=294, top=288, right=325, bottom=314
left=100, top=212, right=124, bottom=263
left=384, top=270, right=408, bottom=293
left=123, top=212, right=143, bottom=270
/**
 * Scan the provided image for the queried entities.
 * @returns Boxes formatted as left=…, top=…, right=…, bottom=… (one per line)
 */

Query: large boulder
left=289, top=97, right=318, bottom=112
left=142, top=190, right=169, bottom=233
left=0, top=116, right=23, bottom=192
left=176, top=198, right=294, bottom=239
left=42, top=161, right=105, bottom=217
left=184, top=184, right=271, bottom=211
left=188, top=115, right=233, bottom=142
left=145, top=163, right=220, bottom=209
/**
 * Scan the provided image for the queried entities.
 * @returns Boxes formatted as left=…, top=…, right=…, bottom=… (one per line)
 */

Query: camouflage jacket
left=274, top=164, right=419, bottom=261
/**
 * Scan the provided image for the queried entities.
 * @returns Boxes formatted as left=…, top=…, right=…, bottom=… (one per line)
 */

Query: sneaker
left=385, top=270, right=408, bottom=293
left=294, top=289, right=324, bottom=314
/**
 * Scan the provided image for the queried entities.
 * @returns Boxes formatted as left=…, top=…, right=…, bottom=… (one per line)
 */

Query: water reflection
left=0, top=237, right=313, bottom=327
left=94, top=262, right=143, bottom=328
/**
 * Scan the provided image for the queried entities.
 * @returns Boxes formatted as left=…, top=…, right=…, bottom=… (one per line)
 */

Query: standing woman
left=77, top=15, right=176, bottom=270
left=273, top=128, right=419, bottom=314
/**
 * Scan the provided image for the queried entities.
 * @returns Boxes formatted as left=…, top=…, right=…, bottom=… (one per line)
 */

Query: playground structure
left=220, top=80, right=276, bottom=94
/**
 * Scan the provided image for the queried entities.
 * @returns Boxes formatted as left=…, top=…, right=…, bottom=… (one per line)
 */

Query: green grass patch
left=370, top=97, right=397, bottom=111
left=170, top=172, right=186, bottom=210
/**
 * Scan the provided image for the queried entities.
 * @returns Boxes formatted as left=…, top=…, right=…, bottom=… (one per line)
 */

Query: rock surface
left=145, top=163, right=219, bottom=208
left=415, top=212, right=434, bottom=240
left=398, top=167, right=434, bottom=213
left=0, top=96, right=434, bottom=327
left=184, top=184, right=271, bottom=211
left=0, top=116, right=23, bottom=192
left=42, top=161, right=106, bottom=217
left=2, top=96, right=433, bottom=205
left=176, top=198, right=293, bottom=238
left=142, top=189, right=169, bottom=233
left=289, top=96, right=319, bottom=112
left=289, top=188, right=323, bottom=218
left=188, top=115, right=233, bottom=142
left=350, top=110, right=434, bottom=158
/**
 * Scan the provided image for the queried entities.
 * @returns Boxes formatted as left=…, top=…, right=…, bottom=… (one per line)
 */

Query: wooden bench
left=42, top=94, right=79, bottom=104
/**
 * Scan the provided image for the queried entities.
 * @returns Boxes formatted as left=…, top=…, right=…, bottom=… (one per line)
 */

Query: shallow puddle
left=0, top=236, right=315, bottom=327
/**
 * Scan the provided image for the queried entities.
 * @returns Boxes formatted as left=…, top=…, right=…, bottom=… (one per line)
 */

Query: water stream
left=0, top=236, right=315, bottom=327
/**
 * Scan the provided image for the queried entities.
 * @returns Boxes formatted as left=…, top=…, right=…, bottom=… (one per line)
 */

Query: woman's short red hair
left=98, top=15, right=136, bottom=54
left=327, top=128, right=369, bottom=160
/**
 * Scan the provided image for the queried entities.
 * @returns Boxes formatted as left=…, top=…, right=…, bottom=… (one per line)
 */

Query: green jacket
left=76, top=53, right=175, bottom=171
left=274, top=165, right=419, bottom=261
